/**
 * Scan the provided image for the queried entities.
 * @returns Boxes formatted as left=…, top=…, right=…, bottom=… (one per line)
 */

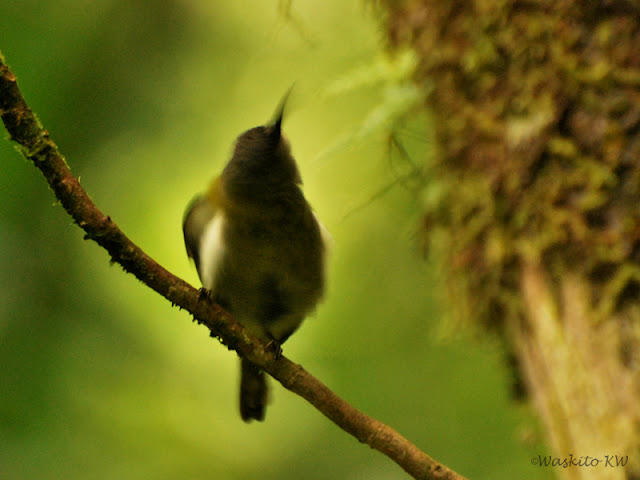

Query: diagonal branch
left=0, top=52, right=467, bottom=480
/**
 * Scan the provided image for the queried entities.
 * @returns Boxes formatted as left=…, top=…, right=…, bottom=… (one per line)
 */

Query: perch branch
left=0, top=52, right=467, bottom=480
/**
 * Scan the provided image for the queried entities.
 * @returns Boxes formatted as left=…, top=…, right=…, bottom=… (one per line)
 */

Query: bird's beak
left=271, top=84, right=295, bottom=138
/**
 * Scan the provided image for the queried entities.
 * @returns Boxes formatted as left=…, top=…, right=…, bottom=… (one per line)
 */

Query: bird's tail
left=239, top=358, right=267, bottom=422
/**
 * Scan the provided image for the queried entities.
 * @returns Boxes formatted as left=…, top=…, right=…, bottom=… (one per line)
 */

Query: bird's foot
left=197, top=287, right=213, bottom=302
left=265, top=338, right=283, bottom=359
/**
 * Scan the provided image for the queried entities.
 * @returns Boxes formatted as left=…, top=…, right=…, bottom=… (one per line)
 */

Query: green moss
left=381, top=0, right=640, bottom=331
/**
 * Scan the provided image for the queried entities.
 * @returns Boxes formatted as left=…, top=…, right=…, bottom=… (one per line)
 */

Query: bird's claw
left=266, top=339, right=283, bottom=359
left=197, top=287, right=213, bottom=302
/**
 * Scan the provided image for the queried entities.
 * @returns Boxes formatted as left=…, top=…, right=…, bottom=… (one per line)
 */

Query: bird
left=182, top=92, right=330, bottom=422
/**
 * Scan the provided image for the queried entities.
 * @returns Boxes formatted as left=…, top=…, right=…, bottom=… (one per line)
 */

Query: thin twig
left=0, top=52, right=467, bottom=480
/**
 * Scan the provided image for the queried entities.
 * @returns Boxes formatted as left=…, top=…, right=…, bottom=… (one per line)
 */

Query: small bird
left=182, top=92, right=329, bottom=422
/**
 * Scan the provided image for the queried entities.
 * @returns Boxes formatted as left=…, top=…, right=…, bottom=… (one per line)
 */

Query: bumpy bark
left=379, top=2, right=640, bottom=478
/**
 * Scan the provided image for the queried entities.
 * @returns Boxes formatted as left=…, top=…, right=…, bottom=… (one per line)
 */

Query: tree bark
left=379, top=1, right=640, bottom=478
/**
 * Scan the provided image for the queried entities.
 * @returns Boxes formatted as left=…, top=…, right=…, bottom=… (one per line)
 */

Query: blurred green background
left=0, top=1, right=552, bottom=479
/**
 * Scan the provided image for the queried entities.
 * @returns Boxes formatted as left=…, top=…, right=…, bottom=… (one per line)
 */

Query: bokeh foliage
left=1, top=1, right=549, bottom=479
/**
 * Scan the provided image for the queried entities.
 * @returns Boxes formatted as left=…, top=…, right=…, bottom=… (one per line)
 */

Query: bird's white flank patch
left=199, top=212, right=226, bottom=291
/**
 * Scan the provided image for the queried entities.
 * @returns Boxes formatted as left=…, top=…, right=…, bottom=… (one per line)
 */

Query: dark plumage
left=183, top=94, right=329, bottom=422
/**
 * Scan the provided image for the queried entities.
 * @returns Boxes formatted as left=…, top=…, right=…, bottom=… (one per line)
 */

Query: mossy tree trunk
left=379, top=2, right=640, bottom=478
